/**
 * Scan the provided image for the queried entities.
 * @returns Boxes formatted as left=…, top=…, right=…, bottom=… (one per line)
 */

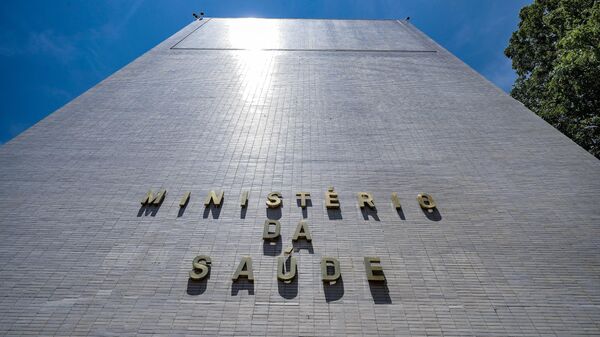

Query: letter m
left=140, top=189, right=167, bottom=206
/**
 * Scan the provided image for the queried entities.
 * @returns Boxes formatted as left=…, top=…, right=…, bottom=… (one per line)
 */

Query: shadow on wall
left=293, top=240, right=314, bottom=254
left=203, top=204, right=222, bottom=219
left=278, top=277, right=299, bottom=299
left=327, top=208, right=342, bottom=220
left=369, top=281, right=391, bottom=304
left=137, top=204, right=162, bottom=217
left=266, top=207, right=282, bottom=220
left=297, top=199, right=312, bottom=218
left=263, top=237, right=282, bottom=256
left=186, top=274, right=209, bottom=296
left=361, top=207, right=380, bottom=221
left=231, top=279, right=254, bottom=296
left=422, top=208, right=442, bottom=221
left=395, top=207, right=406, bottom=220
left=323, top=277, right=344, bottom=302
left=178, top=203, right=188, bottom=217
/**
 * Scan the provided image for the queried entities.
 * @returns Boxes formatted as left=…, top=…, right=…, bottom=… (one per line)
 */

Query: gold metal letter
left=140, top=189, right=167, bottom=205
left=240, top=191, right=249, bottom=208
left=204, top=191, right=224, bottom=207
left=325, top=187, right=340, bottom=209
left=296, top=192, right=311, bottom=208
left=266, top=192, right=282, bottom=208
left=292, top=220, right=312, bottom=242
left=189, top=255, right=211, bottom=280
left=262, top=220, right=281, bottom=241
left=232, top=256, right=254, bottom=281
left=364, top=256, right=385, bottom=281
left=321, top=257, right=341, bottom=282
left=277, top=256, right=297, bottom=282
left=391, top=192, right=401, bottom=209
left=417, top=193, right=436, bottom=213
left=179, top=192, right=191, bottom=207
left=357, top=192, right=375, bottom=209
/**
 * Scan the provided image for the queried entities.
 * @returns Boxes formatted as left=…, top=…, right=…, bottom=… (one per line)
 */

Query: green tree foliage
left=505, top=0, right=600, bottom=158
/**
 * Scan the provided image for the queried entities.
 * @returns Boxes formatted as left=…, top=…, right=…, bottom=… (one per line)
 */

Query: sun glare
left=227, top=18, right=280, bottom=50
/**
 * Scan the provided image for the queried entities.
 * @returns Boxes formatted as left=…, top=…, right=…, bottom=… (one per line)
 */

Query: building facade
left=0, top=18, right=599, bottom=336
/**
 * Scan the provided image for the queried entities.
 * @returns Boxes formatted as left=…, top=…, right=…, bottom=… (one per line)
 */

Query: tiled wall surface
left=0, top=19, right=599, bottom=336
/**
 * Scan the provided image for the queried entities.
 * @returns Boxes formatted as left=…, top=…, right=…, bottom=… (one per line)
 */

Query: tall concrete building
left=0, top=18, right=599, bottom=336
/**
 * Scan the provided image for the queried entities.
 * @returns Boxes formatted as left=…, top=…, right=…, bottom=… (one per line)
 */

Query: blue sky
left=0, top=0, right=531, bottom=144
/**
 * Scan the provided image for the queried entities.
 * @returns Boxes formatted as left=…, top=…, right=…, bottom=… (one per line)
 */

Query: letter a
left=292, top=220, right=312, bottom=242
left=232, top=257, right=254, bottom=281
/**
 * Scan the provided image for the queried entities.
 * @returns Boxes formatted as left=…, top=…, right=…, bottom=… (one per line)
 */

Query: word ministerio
left=139, top=187, right=439, bottom=290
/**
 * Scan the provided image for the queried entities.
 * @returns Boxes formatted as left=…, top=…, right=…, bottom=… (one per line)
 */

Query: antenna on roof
left=192, top=11, right=205, bottom=20
left=405, top=17, right=410, bottom=21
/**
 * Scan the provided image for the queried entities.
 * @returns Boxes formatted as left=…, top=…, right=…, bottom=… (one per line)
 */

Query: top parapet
left=172, top=18, right=437, bottom=52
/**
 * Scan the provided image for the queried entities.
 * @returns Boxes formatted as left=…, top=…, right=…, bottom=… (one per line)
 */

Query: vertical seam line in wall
left=170, top=18, right=213, bottom=50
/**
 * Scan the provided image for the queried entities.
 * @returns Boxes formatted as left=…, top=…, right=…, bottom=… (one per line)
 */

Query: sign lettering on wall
left=139, top=187, right=441, bottom=300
